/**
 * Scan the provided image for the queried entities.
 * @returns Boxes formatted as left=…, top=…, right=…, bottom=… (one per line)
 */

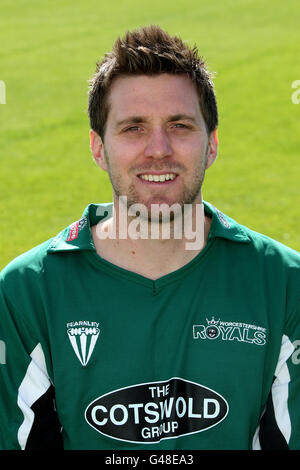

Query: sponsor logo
left=85, top=377, right=228, bottom=444
left=67, top=221, right=79, bottom=241
left=67, top=320, right=100, bottom=366
left=66, top=216, right=88, bottom=242
left=193, top=316, right=267, bottom=346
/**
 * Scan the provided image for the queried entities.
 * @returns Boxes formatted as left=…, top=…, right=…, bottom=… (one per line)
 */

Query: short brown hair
left=88, top=25, right=218, bottom=139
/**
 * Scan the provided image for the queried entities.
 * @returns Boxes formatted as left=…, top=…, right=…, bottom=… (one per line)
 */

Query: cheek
left=170, top=134, right=207, bottom=156
left=110, top=141, right=144, bottom=172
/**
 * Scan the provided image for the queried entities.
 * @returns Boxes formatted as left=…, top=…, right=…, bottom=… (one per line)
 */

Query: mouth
left=137, top=172, right=178, bottom=184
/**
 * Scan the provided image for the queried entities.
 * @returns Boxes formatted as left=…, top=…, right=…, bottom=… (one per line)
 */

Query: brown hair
left=88, top=25, right=218, bottom=139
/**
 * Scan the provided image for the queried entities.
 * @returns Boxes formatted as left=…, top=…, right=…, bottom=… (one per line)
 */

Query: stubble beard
left=103, top=145, right=208, bottom=224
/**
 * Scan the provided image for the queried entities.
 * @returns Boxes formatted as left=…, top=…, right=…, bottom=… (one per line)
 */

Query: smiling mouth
left=137, top=173, right=178, bottom=183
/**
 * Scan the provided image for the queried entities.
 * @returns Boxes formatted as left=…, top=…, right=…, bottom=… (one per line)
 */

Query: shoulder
left=238, top=222, right=300, bottom=268
left=205, top=201, right=300, bottom=267
left=0, top=202, right=109, bottom=290
left=0, top=203, right=105, bottom=285
left=220, top=213, right=300, bottom=306
left=209, top=206, right=300, bottom=322
left=0, top=238, right=55, bottom=287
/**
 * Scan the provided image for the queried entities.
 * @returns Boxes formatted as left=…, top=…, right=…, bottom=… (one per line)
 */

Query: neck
left=92, top=196, right=210, bottom=279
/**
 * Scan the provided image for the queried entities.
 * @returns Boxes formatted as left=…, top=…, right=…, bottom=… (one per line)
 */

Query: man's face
left=91, top=74, right=217, bottom=215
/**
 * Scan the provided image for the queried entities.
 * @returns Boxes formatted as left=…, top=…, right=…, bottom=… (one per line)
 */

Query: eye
left=173, top=123, right=188, bottom=129
left=124, top=126, right=142, bottom=132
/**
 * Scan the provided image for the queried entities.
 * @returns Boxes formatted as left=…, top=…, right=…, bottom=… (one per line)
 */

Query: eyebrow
left=167, top=114, right=197, bottom=123
left=115, top=116, right=146, bottom=127
left=115, top=113, right=197, bottom=128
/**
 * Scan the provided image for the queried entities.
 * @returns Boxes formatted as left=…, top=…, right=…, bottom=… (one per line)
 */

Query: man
left=0, top=25, right=299, bottom=450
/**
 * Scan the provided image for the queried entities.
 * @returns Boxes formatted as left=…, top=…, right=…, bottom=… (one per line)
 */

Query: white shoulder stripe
left=17, top=343, right=51, bottom=450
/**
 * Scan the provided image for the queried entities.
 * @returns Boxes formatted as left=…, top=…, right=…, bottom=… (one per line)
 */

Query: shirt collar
left=47, top=201, right=250, bottom=253
left=204, top=201, right=251, bottom=243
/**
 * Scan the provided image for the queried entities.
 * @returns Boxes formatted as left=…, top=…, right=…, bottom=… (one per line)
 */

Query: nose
left=144, top=127, right=173, bottom=159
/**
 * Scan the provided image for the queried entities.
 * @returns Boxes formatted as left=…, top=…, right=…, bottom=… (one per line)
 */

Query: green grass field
left=0, top=0, right=299, bottom=269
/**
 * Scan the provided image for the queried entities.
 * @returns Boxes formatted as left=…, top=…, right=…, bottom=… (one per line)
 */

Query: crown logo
left=206, top=316, right=220, bottom=326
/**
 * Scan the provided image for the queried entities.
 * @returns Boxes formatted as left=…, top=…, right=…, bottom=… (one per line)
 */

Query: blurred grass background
left=0, top=0, right=299, bottom=268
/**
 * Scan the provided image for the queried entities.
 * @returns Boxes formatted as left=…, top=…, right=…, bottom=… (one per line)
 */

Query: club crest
left=67, top=321, right=100, bottom=366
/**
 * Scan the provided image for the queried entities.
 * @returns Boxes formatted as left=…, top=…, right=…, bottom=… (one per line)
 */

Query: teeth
left=139, top=173, right=176, bottom=182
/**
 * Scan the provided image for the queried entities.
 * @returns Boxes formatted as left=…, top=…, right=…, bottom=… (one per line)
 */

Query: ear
left=205, top=129, right=218, bottom=169
left=90, top=129, right=108, bottom=171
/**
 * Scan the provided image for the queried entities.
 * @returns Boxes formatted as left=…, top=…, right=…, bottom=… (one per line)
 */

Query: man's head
left=88, top=25, right=218, bottom=218
left=88, top=25, right=218, bottom=141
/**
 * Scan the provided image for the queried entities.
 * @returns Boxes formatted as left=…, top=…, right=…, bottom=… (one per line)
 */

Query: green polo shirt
left=0, top=201, right=299, bottom=450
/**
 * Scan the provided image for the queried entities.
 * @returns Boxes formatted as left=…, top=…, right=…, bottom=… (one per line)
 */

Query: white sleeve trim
left=17, top=343, right=51, bottom=450
left=252, top=334, right=295, bottom=449
left=271, top=334, right=294, bottom=444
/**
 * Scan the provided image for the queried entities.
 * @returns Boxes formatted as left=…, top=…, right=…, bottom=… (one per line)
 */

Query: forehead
left=106, top=74, right=201, bottom=121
